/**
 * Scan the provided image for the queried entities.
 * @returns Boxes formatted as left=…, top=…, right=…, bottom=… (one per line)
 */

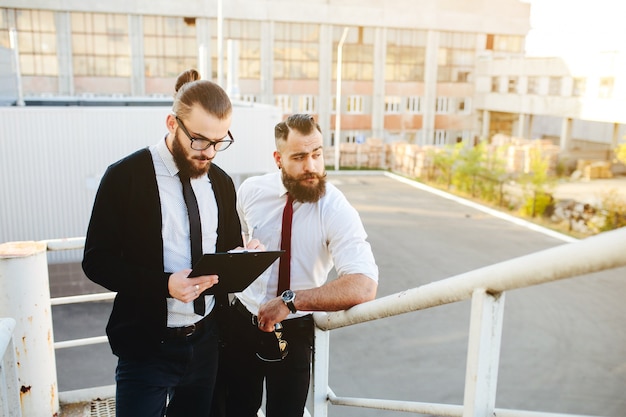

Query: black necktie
left=179, top=174, right=205, bottom=316
left=277, top=193, right=294, bottom=295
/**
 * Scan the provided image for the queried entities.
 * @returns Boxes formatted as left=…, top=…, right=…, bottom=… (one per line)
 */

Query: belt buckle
left=184, top=323, right=196, bottom=337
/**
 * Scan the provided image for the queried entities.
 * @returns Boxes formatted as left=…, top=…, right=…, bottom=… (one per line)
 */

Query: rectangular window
left=384, top=96, right=401, bottom=113
left=527, top=76, right=539, bottom=94
left=599, top=77, right=614, bottom=98
left=386, top=28, right=426, bottom=82
left=346, top=95, right=364, bottom=113
left=435, top=97, right=450, bottom=114
left=144, top=16, right=196, bottom=78
left=274, top=95, right=292, bottom=113
left=457, top=97, right=471, bottom=114
left=548, top=77, right=561, bottom=96
left=406, top=96, right=422, bottom=113
left=0, top=9, right=9, bottom=48
left=298, top=95, right=316, bottom=113
left=572, top=77, right=586, bottom=97
left=434, top=130, right=448, bottom=146
left=438, top=32, right=476, bottom=82
left=15, top=9, right=58, bottom=76
left=491, top=77, right=500, bottom=93
left=508, top=77, right=518, bottom=93
left=274, top=22, right=319, bottom=80
left=214, top=19, right=261, bottom=80
left=71, top=12, right=130, bottom=76
left=333, top=26, right=374, bottom=81
left=240, top=94, right=257, bottom=103
left=486, top=34, right=524, bottom=53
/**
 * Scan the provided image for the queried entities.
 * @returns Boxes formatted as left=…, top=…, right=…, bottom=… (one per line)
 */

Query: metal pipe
left=314, top=226, right=626, bottom=331
left=333, top=28, right=349, bottom=171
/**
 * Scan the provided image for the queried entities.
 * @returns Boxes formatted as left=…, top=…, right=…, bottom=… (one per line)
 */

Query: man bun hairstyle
left=172, top=68, right=232, bottom=120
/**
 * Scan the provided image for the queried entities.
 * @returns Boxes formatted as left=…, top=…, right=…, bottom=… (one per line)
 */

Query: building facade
left=0, top=0, right=530, bottom=147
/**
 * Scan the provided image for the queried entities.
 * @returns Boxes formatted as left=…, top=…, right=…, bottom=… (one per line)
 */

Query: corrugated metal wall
left=0, top=104, right=282, bottom=261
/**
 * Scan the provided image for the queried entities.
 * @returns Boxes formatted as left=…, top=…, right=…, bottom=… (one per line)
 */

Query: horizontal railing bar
left=51, top=292, right=115, bottom=306
left=45, top=237, right=85, bottom=251
left=54, top=336, right=108, bottom=350
left=314, top=227, right=626, bottom=331
left=328, top=392, right=600, bottom=417
left=328, top=389, right=463, bottom=416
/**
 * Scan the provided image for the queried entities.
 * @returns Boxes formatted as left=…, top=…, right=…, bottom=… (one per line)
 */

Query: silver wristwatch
left=281, top=289, right=297, bottom=313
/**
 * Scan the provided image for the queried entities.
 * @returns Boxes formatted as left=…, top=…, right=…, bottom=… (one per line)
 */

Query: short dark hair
left=275, top=114, right=322, bottom=145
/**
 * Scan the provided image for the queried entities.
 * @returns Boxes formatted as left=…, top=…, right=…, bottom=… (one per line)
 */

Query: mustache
left=297, top=172, right=326, bottom=180
left=193, top=155, right=213, bottom=162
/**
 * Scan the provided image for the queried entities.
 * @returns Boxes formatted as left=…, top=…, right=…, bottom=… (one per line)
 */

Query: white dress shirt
left=150, top=138, right=218, bottom=327
left=236, top=171, right=378, bottom=318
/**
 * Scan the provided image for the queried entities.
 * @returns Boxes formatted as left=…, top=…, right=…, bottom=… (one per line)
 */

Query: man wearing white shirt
left=82, top=69, right=252, bottom=417
left=220, top=114, right=378, bottom=417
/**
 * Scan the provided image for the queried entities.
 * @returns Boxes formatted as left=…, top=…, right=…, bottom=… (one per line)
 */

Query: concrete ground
left=51, top=172, right=626, bottom=417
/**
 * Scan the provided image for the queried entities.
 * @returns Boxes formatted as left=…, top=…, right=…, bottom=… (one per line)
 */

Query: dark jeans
left=115, top=315, right=219, bottom=417
left=221, top=299, right=314, bottom=417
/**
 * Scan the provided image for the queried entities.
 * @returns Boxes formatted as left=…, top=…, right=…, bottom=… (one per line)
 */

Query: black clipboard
left=188, top=250, right=283, bottom=294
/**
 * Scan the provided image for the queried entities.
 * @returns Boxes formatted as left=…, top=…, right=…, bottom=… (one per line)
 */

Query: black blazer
left=82, top=148, right=242, bottom=359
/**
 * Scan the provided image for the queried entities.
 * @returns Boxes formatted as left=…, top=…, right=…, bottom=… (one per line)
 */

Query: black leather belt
left=232, top=297, right=313, bottom=329
left=164, top=311, right=213, bottom=339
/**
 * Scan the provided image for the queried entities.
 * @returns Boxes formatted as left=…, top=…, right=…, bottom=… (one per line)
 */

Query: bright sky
left=523, top=0, right=626, bottom=58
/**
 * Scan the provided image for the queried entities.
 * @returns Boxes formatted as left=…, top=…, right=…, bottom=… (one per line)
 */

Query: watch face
left=282, top=290, right=294, bottom=301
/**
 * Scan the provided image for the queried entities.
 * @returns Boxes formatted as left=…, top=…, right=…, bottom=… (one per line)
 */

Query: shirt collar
left=275, top=171, right=288, bottom=198
left=156, top=135, right=179, bottom=177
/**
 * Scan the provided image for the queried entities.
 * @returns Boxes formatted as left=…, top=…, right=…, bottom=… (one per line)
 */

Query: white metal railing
left=2, top=227, right=625, bottom=416
left=309, top=226, right=626, bottom=417
left=0, top=318, right=21, bottom=417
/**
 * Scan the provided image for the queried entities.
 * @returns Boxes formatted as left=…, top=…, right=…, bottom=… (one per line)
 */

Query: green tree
left=519, top=146, right=555, bottom=217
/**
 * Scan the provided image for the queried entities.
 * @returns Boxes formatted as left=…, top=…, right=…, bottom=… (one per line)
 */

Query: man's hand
left=257, top=297, right=289, bottom=332
left=168, top=269, right=218, bottom=303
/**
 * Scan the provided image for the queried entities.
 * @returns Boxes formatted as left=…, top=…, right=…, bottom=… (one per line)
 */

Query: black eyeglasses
left=256, top=322, right=289, bottom=362
left=175, top=116, right=234, bottom=152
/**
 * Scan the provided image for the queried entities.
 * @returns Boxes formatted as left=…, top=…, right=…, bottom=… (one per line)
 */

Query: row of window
left=1, top=8, right=523, bottom=83
left=268, top=94, right=471, bottom=115
left=492, top=75, right=615, bottom=99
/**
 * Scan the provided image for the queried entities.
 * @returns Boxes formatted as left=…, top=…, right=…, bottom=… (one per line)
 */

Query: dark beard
left=172, top=130, right=210, bottom=178
left=282, top=170, right=327, bottom=203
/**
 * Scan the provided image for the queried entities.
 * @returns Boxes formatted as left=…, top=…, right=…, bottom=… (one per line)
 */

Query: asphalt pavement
left=52, top=172, right=626, bottom=417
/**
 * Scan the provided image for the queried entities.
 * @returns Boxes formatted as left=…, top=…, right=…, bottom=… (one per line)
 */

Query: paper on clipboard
left=188, top=250, right=283, bottom=294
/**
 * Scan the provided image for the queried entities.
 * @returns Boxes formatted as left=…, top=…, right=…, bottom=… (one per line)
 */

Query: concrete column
left=371, top=27, right=386, bottom=140
left=129, top=15, right=145, bottom=96
left=422, top=30, right=439, bottom=146
left=260, top=21, right=274, bottom=105
left=226, top=39, right=240, bottom=99
left=560, top=117, right=573, bottom=151
left=612, top=122, right=620, bottom=149
left=517, top=113, right=526, bottom=139
left=0, top=241, right=59, bottom=417
left=55, top=11, right=73, bottom=96
left=196, top=18, right=211, bottom=83
left=481, top=110, right=490, bottom=141
left=318, top=24, right=333, bottom=146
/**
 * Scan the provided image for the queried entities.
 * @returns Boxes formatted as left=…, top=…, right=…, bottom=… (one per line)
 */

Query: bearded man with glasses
left=82, top=69, right=261, bottom=417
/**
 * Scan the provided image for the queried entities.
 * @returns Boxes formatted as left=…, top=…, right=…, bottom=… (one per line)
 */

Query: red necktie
left=277, top=193, right=294, bottom=295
